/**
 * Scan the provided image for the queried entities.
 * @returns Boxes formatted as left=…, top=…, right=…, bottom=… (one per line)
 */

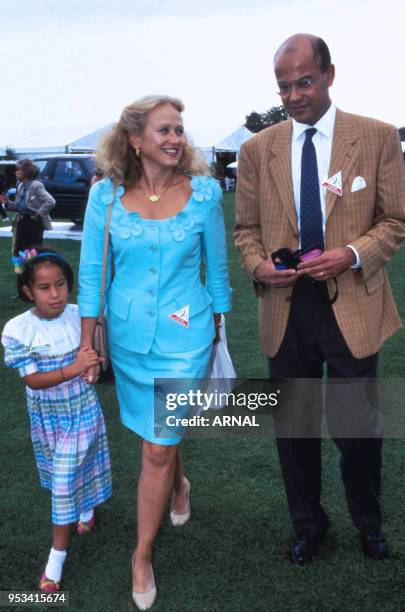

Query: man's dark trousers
left=269, top=276, right=382, bottom=535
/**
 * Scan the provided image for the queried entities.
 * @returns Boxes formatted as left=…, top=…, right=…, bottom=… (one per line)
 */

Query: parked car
left=34, top=154, right=95, bottom=225
left=0, top=161, right=17, bottom=220
left=0, top=160, right=17, bottom=191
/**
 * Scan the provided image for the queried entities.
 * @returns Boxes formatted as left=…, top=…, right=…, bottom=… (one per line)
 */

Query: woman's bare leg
left=133, top=441, right=178, bottom=593
left=171, top=446, right=189, bottom=515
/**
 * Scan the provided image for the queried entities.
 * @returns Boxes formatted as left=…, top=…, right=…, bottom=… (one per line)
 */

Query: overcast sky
left=1, top=0, right=404, bottom=145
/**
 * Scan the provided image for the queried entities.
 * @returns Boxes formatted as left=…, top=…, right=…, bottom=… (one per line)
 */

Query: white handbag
left=202, top=315, right=236, bottom=409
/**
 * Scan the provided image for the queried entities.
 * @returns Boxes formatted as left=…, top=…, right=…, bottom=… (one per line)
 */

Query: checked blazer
left=7, top=180, right=55, bottom=229
left=234, top=109, right=405, bottom=359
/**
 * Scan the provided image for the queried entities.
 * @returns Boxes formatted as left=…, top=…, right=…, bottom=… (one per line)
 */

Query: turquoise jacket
left=78, top=176, right=232, bottom=355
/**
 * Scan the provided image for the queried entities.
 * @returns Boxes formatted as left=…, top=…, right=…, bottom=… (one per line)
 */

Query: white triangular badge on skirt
left=169, top=305, right=190, bottom=327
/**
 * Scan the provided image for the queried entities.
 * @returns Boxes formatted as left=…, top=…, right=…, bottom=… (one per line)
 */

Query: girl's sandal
left=76, top=514, right=96, bottom=535
left=39, top=573, right=61, bottom=593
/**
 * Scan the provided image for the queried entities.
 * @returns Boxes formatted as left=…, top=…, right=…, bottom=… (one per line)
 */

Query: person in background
left=0, top=159, right=55, bottom=255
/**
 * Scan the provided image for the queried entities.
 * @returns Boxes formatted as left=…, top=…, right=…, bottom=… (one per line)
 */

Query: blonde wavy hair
left=96, top=95, right=209, bottom=187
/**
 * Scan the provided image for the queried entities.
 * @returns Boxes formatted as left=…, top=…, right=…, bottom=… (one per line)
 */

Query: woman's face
left=15, top=165, right=26, bottom=181
left=130, top=103, right=186, bottom=171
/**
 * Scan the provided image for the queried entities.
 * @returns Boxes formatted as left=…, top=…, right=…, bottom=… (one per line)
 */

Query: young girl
left=1, top=248, right=112, bottom=592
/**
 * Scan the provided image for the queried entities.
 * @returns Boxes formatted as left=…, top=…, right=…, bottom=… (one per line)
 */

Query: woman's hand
left=82, top=363, right=101, bottom=384
left=80, top=317, right=100, bottom=382
left=214, top=313, right=222, bottom=345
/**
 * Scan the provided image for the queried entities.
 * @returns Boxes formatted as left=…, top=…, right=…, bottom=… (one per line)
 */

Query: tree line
left=245, top=107, right=405, bottom=142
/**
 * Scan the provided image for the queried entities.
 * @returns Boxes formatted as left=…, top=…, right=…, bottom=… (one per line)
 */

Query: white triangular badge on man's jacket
left=322, top=170, right=342, bottom=196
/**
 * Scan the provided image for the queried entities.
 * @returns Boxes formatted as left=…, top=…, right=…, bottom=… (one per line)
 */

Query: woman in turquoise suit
left=78, top=95, right=232, bottom=609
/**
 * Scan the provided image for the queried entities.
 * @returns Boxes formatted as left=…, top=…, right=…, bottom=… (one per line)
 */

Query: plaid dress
left=2, top=304, right=112, bottom=525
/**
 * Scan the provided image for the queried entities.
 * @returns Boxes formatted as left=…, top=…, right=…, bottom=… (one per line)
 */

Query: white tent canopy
left=0, top=125, right=113, bottom=157
left=68, top=125, right=114, bottom=152
left=187, top=124, right=254, bottom=165
left=214, top=125, right=254, bottom=152
left=0, top=123, right=254, bottom=163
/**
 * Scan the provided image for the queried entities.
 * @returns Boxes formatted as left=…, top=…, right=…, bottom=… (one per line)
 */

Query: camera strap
left=314, top=278, right=338, bottom=305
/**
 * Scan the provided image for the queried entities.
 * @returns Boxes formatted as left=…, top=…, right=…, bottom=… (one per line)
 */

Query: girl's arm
left=23, top=347, right=101, bottom=390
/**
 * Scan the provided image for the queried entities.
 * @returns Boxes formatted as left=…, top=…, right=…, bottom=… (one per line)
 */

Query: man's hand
left=254, top=259, right=298, bottom=288
left=297, top=247, right=356, bottom=280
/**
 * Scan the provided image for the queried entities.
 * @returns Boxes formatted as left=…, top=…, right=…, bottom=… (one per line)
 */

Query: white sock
left=79, top=508, right=94, bottom=523
left=45, top=547, right=67, bottom=582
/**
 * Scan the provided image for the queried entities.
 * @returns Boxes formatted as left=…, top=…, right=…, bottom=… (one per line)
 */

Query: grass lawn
left=0, top=193, right=404, bottom=611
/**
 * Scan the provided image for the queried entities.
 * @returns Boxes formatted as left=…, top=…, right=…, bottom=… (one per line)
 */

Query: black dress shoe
left=360, top=532, right=388, bottom=560
left=290, top=529, right=327, bottom=564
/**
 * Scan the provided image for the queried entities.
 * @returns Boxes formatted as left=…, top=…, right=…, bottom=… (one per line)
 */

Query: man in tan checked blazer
left=234, top=33, right=405, bottom=563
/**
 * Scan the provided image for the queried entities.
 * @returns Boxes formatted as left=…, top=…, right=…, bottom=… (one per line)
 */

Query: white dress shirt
left=291, top=103, right=360, bottom=266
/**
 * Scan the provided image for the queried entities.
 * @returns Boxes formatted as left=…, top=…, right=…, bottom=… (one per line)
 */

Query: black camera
left=271, top=247, right=323, bottom=270
left=271, top=246, right=338, bottom=305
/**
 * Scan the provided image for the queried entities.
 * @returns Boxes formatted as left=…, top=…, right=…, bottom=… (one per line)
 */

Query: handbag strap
left=98, top=186, right=116, bottom=322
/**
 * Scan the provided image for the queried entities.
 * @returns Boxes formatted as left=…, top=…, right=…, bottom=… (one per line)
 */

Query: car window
left=84, top=158, right=95, bottom=175
left=54, top=160, right=85, bottom=183
left=35, top=160, right=48, bottom=175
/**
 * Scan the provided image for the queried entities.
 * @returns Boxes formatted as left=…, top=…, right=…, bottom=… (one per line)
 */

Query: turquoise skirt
left=110, top=340, right=213, bottom=445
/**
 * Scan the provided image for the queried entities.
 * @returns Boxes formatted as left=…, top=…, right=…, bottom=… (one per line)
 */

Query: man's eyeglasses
left=276, top=76, right=315, bottom=98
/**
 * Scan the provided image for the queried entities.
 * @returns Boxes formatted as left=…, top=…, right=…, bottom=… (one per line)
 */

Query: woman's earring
left=135, top=148, right=141, bottom=157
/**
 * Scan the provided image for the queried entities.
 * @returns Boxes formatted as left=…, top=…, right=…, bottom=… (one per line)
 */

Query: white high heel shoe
left=170, top=477, right=191, bottom=526
left=132, top=555, right=157, bottom=610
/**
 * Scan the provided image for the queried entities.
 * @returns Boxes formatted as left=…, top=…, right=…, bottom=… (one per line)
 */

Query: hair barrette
left=11, top=248, right=38, bottom=274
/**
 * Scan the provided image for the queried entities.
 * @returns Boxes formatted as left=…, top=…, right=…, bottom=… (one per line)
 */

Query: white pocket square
left=351, top=176, right=367, bottom=192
